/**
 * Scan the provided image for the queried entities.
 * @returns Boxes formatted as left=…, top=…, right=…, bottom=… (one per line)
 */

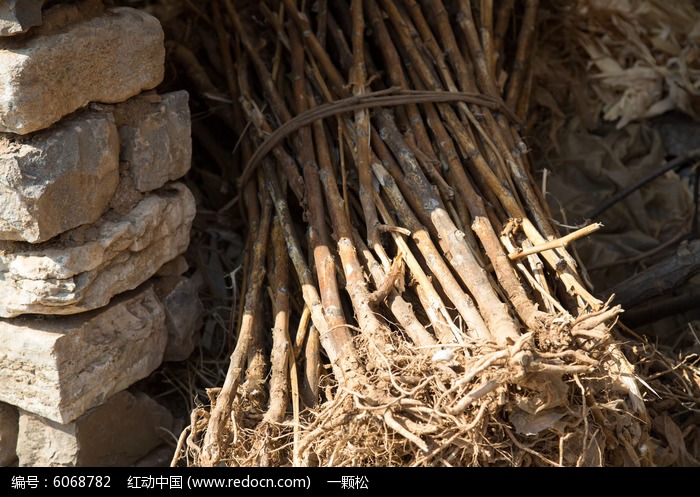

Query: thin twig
left=509, top=223, right=602, bottom=260
left=586, top=148, right=700, bottom=220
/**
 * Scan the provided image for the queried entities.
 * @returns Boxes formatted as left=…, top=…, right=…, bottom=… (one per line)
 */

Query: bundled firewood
left=175, top=0, right=649, bottom=467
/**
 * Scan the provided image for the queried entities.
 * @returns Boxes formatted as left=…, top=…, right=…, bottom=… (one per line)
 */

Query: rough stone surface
left=0, top=182, right=196, bottom=317
left=0, top=0, right=44, bottom=36
left=132, top=444, right=175, bottom=468
left=0, top=90, right=191, bottom=243
left=155, top=273, right=203, bottom=362
left=112, top=91, right=192, bottom=192
left=0, top=6, right=165, bottom=134
left=17, top=391, right=175, bottom=467
left=0, top=403, right=18, bottom=467
left=0, top=285, right=167, bottom=423
left=155, top=255, right=189, bottom=278
left=0, top=111, right=119, bottom=243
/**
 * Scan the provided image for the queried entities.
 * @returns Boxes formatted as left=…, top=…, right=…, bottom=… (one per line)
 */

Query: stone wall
left=0, top=0, right=202, bottom=467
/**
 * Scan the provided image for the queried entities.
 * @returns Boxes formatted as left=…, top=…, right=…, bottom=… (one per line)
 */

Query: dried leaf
left=551, top=0, right=700, bottom=126
left=655, top=413, right=700, bottom=466
left=510, top=408, right=567, bottom=436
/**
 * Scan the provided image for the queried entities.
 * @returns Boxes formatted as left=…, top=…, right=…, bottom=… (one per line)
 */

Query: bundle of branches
left=175, top=0, right=650, bottom=467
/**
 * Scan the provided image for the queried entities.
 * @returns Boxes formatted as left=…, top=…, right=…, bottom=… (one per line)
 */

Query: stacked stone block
left=0, top=0, right=202, bottom=466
